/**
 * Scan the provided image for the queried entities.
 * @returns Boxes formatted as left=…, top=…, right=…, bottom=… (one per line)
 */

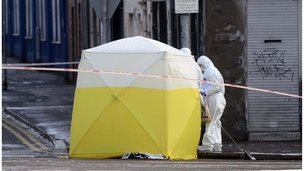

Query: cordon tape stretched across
left=3, top=61, right=79, bottom=67
left=2, top=65, right=302, bottom=99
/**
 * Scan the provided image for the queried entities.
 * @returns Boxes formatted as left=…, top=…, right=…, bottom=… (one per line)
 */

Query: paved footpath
left=2, top=158, right=302, bottom=171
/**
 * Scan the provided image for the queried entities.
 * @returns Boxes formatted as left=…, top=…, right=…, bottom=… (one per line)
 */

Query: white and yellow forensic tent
left=69, top=36, right=201, bottom=160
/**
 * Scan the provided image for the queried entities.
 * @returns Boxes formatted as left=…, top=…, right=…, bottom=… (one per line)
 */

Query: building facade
left=4, top=0, right=68, bottom=63
left=120, top=0, right=302, bottom=141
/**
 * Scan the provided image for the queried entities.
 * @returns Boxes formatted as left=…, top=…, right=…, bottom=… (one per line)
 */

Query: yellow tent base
left=70, top=87, right=201, bottom=160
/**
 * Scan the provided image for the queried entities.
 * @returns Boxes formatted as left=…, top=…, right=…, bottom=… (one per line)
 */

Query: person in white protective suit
left=197, top=55, right=226, bottom=152
left=180, top=47, right=192, bottom=55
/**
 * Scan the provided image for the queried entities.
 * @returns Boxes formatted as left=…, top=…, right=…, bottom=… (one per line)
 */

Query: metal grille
left=247, top=0, right=300, bottom=140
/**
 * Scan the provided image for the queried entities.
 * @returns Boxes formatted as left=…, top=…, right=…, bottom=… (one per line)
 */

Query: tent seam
left=171, top=94, right=200, bottom=153
left=113, top=54, right=164, bottom=99
left=71, top=96, right=116, bottom=154
left=84, top=53, right=117, bottom=95
left=72, top=54, right=118, bottom=154
left=118, top=99, right=164, bottom=154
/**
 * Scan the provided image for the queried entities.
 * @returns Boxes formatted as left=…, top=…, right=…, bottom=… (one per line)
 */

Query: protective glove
left=200, top=90, right=207, bottom=97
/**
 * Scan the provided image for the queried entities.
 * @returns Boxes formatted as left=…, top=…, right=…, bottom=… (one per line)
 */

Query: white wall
left=123, top=0, right=149, bottom=37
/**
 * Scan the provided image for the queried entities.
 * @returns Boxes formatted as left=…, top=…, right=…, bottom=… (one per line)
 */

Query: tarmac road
left=2, top=158, right=302, bottom=171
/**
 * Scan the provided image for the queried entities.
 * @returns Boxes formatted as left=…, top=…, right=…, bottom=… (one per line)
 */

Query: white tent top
left=84, top=36, right=189, bottom=55
left=78, top=36, right=198, bottom=90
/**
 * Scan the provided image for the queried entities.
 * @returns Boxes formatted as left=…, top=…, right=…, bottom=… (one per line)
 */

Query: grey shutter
left=247, top=0, right=300, bottom=140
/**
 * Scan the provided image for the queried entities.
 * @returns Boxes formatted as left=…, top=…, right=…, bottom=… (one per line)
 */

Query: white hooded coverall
left=197, top=56, right=226, bottom=152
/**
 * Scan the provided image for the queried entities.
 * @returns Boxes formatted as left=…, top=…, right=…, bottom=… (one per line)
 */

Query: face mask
left=200, top=65, right=205, bottom=72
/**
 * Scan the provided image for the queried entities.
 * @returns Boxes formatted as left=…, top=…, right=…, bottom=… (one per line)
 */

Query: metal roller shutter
left=247, top=0, right=300, bottom=141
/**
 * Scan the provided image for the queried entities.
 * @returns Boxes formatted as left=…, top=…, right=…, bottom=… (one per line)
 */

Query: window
left=13, top=0, right=20, bottom=35
left=38, top=0, right=47, bottom=40
left=25, top=0, right=33, bottom=38
left=152, top=1, right=167, bottom=44
left=52, top=0, right=61, bottom=43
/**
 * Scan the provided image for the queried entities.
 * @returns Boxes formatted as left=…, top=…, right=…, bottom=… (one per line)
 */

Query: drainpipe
left=180, top=14, right=191, bottom=49
left=35, top=1, right=41, bottom=63
left=2, top=0, right=7, bottom=90
left=100, top=0, right=108, bottom=44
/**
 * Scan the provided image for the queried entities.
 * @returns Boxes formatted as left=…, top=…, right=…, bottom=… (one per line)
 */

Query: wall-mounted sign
left=175, top=0, right=199, bottom=14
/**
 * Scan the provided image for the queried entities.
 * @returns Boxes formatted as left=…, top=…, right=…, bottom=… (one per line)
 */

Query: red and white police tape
left=3, top=61, right=79, bottom=67
left=2, top=65, right=302, bottom=99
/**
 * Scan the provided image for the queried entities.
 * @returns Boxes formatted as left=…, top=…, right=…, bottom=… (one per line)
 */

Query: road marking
left=3, top=61, right=79, bottom=67
left=2, top=122, right=40, bottom=151
left=3, top=118, right=49, bottom=151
